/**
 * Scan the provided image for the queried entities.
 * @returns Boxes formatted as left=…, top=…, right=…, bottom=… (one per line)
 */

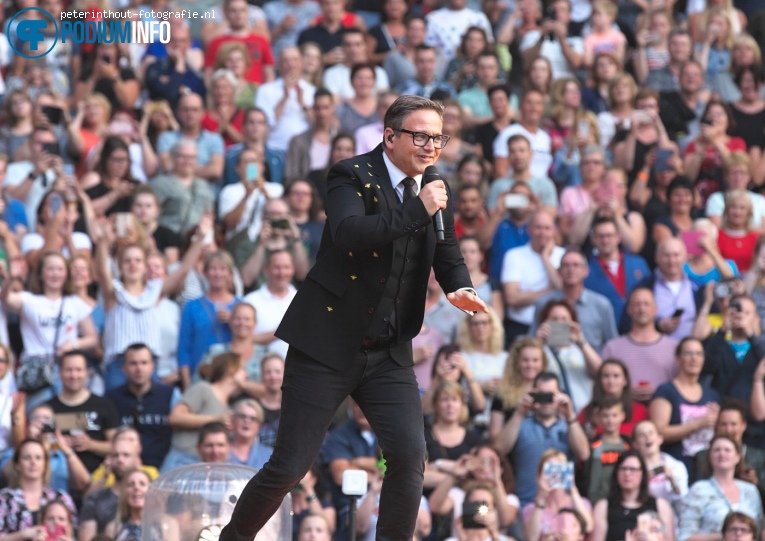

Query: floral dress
left=0, top=487, right=77, bottom=533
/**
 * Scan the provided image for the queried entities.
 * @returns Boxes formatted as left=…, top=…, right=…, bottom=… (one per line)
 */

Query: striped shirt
left=103, top=278, right=163, bottom=363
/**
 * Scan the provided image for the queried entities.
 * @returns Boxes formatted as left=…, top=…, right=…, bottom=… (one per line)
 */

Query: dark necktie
left=401, top=177, right=416, bottom=202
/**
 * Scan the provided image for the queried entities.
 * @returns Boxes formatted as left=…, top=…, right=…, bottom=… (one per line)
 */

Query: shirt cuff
left=454, top=287, right=478, bottom=316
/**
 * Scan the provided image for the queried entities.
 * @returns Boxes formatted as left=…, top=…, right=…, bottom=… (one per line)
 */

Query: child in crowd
left=584, top=0, right=627, bottom=67
left=583, top=396, right=631, bottom=502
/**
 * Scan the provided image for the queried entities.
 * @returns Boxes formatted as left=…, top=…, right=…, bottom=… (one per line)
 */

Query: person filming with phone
left=494, top=371, right=590, bottom=507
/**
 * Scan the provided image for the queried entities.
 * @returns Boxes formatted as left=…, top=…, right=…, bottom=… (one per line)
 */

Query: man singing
left=220, top=95, right=487, bottom=541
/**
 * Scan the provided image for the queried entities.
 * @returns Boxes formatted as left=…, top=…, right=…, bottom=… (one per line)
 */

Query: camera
left=41, top=423, right=55, bottom=434
left=530, top=391, right=554, bottom=404
left=714, top=281, right=732, bottom=299
left=270, top=219, right=291, bottom=230
left=545, top=5, right=557, bottom=20
left=462, top=501, right=490, bottom=529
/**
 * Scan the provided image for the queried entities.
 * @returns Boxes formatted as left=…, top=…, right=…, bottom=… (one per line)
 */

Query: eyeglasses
left=582, top=159, right=604, bottom=166
left=726, top=528, right=754, bottom=536
left=234, top=413, right=260, bottom=423
left=397, top=129, right=450, bottom=149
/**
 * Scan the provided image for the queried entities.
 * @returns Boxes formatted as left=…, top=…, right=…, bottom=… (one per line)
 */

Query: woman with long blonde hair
left=456, top=308, right=506, bottom=398
left=544, top=77, right=586, bottom=156
left=696, top=8, right=737, bottom=84
left=105, top=469, right=153, bottom=541
left=489, top=337, right=548, bottom=440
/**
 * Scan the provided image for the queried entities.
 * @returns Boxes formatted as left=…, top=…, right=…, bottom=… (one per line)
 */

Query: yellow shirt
left=91, top=464, right=159, bottom=487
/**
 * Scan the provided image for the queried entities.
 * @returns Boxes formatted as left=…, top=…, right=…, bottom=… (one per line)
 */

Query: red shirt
left=717, top=229, right=759, bottom=272
left=201, top=109, right=245, bottom=148
left=310, top=12, right=359, bottom=27
left=204, top=34, right=274, bottom=84
left=578, top=401, right=649, bottom=438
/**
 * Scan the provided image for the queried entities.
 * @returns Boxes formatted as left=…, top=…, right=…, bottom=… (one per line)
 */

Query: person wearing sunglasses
left=228, top=399, right=272, bottom=470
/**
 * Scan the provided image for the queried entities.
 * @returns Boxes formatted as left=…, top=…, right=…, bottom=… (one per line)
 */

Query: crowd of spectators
left=1, top=0, right=765, bottom=539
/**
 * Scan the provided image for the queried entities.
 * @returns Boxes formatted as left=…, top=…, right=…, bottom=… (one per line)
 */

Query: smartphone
left=42, top=142, right=60, bottom=156
left=41, top=105, right=63, bottom=125
left=530, top=391, right=554, bottom=404
left=115, top=213, right=130, bottom=237
left=714, top=281, right=732, bottom=299
left=62, top=164, right=75, bottom=176
left=547, top=321, right=571, bottom=349
left=101, top=54, right=112, bottom=63
left=636, top=513, right=652, bottom=532
left=649, top=465, right=665, bottom=477
left=543, top=461, right=574, bottom=491
left=681, top=230, right=704, bottom=256
left=45, top=523, right=67, bottom=541
left=245, top=163, right=259, bottom=182
left=656, top=148, right=674, bottom=173
left=504, top=193, right=529, bottom=209
left=462, top=501, right=490, bottom=529
left=49, top=193, right=63, bottom=215
left=634, top=110, right=652, bottom=124
left=203, top=229, right=214, bottom=244
left=41, top=422, right=55, bottom=434
left=577, top=119, right=590, bottom=137
left=671, top=308, right=685, bottom=318
left=270, top=219, right=291, bottom=230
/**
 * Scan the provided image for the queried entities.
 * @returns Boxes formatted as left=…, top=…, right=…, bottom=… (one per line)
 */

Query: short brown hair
left=384, top=95, right=444, bottom=132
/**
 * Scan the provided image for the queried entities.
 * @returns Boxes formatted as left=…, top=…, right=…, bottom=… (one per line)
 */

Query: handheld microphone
left=422, top=165, right=446, bottom=243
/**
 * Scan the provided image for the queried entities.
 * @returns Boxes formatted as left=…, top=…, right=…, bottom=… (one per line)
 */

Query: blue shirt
left=394, top=79, right=454, bottom=99
left=177, top=297, right=238, bottom=377
left=683, top=260, right=739, bottom=287
left=511, top=416, right=573, bottom=506
left=223, top=144, right=285, bottom=186
left=157, top=130, right=225, bottom=167
left=729, top=340, right=751, bottom=363
left=228, top=441, right=274, bottom=470
left=489, top=219, right=530, bottom=282
left=3, top=198, right=27, bottom=231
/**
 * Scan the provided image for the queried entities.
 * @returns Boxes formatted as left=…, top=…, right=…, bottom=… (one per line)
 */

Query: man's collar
left=382, top=150, right=422, bottom=187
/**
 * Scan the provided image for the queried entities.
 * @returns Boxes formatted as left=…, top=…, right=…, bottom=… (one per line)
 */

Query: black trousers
left=219, top=345, right=426, bottom=541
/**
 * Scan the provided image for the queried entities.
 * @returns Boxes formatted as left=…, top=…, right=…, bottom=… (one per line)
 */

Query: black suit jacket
left=276, top=145, right=471, bottom=370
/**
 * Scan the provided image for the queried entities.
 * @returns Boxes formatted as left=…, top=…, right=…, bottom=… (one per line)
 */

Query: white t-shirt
left=255, top=79, right=316, bottom=151
left=243, top=284, right=297, bottom=360
left=493, top=124, right=553, bottom=180
left=18, top=293, right=92, bottom=358
left=4, top=162, right=56, bottom=230
left=322, top=64, right=390, bottom=100
left=501, top=243, right=565, bottom=325
left=217, top=182, right=284, bottom=241
left=520, top=32, right=585, bottom=80
left=706, top=190, right=765, bottom=229
left=20, top=232, right=93, bottom=257
left=424, top=7, right=494, bottom=63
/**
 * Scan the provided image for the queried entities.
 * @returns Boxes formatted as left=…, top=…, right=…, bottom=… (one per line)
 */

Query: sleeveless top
left=606, top=497, right=658, bottom=541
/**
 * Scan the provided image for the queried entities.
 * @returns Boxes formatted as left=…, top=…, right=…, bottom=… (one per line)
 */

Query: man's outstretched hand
left=447, top=290, right=489, bottom=315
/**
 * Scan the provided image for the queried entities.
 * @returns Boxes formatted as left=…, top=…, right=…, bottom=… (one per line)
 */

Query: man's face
left=60, top=356, right=88, bottom=394
left=476, top=56, right=499, bottom=86
left=232, top=405, right=261, bottom=440
left=32, top=130, right=56, bottom=153
left=279, top=48, right=302, bottom=77
left=173, top=144, right=198, bottom=176
left=415, top=50, right=437, bottom=82
left=177, top=95, right=203, bottom=130
left=669, top=35, right=692, bottom=63
left=729, top=298, right=756, bottom=335
left=242, top=111, right=268, bottom=142
left=628, top=290, right=657, bottom=327
left=591, top=223, right=620, bottom=257
left=529, top=212, right=555, bottom=250
left=558, top=253, right=587, bottom=288
left=342, top=33, right=367, bottom=64
left=312, top=96, right=335, bottom=125
left=508, top=140, right=531, bottom=172
left=123, top=349, right=155, bottom=387
left=551, top=0, right=571, bottom=25
left=532, top=379, right=559, bottom=419
left=265, top=252, right=295, bottom=289
left=457, top=188, right=483, bottom=220
left=656, top=240, right=685, bottom=278
left=225, top=0, right=249, bottom=30
left=680, top=64, right=703, bottom=94
left=384, top=109, right=443, bottom=177
left=717, top=410, right=746, bottom=442
left=489, top=89, right=509, bottom=118
left=198, top=433, right=230, bottom=463
left=111, top=439, right=140, bottom=478
left=520, top=92, right=544, bottom=125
